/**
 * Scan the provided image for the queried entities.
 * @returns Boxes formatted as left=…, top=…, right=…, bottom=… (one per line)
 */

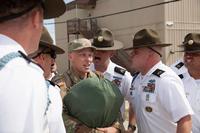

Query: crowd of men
left=0, top=0, right=200, bottom=133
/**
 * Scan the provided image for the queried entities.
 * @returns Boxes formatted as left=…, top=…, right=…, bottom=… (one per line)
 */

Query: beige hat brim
left=28, top=41, right=65, bottom=58
left=91, top=40, right=124, bottom=51
left=124, top=43, right=172, bottom=51
left=70, top=46, right=96, bottom=52
left=43, top=0, right=66, bottom=19
left=40, top=41, right=65, bottom=54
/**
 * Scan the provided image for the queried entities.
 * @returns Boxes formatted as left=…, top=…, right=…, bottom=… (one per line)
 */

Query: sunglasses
left=32, top=50, right=56, bottom=59
left=43, top=52, right=57, bottom=59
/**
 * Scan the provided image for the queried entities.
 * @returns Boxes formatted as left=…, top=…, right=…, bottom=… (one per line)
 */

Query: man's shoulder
left=170, top=60, right=187, bottom=73
left=110, top=61, right=131, bottom=76
left=89, top=71, right=103, bottom=78
left=150, top=63, right=177, bottom=80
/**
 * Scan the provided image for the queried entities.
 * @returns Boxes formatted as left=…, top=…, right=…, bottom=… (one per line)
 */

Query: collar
left=68, top=67, right=91, bottom=83
left=90, top=60, right=114, bottom=74
left=0, top=34, right=26, bottom=57
left=105, top=60, right=115, bottom=74
left=142, top=61, right=163, bottom=77
left=0, top=34, right=44, bottom=73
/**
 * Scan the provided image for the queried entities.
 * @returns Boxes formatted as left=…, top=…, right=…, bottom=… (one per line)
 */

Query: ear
left=109, top=50, right=115, bottom=57
left=68, top=53, right=73, bottom=61
left=31, top=9, right=43, bottom=29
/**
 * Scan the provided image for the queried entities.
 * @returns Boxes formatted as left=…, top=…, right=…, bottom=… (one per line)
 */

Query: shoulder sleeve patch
left=175, top=62, right=184, bottom=69
left=152, top=69, right=165, bottom=77
left=114, top=66, right=126, bottom=75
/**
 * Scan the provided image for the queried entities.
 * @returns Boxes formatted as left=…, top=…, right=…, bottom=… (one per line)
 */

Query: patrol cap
left=29, top=26, right=65, bottom=59
left=92, top=28, right=123, bottom=51
left=178, top=33, right=200, bottom=53
left=68, top=38, right=96, bottom=53
left=0, top=0, right=66, bottom=22
left=125, top=29, right=172, bottom=50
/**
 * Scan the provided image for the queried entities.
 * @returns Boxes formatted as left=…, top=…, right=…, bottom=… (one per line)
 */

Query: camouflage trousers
left=63, top=113, right=125, bottom=133
left=63, top=113, right=104, bottom=133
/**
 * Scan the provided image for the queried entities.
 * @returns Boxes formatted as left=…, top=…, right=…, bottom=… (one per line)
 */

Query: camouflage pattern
left=52, top=68, right=124, bottom=133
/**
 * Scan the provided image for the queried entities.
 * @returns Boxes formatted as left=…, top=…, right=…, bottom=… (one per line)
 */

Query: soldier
left=171, top=33, right=200, bottom=133
left=125, top=29, right=193, bottom=133
left=52, top=38, right=123, bottom=133
left=90, top=28, right=134, bottom=132
left=29, top=27, right=66, bottom=133
left=0, top=0, right=66, bottom=132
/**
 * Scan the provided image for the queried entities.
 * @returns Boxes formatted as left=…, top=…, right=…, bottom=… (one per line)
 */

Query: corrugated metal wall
left=164, top=0, right=200, bottom=65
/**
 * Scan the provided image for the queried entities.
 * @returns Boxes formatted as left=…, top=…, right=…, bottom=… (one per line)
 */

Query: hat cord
left=148, top=47, right=162, bottom=57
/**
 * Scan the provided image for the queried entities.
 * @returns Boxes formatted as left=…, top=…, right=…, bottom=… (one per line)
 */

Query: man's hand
left=176, top=115, right=192, bottom=133
left=97, top=127, right=119, bottom=133
left=75, top=124, right=92, bottom=133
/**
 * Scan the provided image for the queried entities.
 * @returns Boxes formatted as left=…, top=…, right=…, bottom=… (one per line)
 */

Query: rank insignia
left=152, top=69, right=165, bottom=77
left=114, top=67, right=126, bottom=75
left=175, top=62, right=184, bottom=69
left=145, top=106, right=153, bottom=112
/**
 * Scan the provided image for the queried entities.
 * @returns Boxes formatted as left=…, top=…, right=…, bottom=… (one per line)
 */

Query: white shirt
left=0, top=34, right=49, bottom=133
left=171, top=60, right=200, bottom=133
left=90, top=60, right=132, bottom=119
left=47, top=83, right=66, bottom=133
left=127, top=61, right=193, bottom=133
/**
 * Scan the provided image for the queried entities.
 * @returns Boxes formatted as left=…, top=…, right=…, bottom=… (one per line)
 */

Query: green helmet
left=63, top=76, right=123, bottom=128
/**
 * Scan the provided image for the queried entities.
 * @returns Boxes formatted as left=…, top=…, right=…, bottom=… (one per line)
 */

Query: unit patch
left=112, top=76, right=122, bottom=87
left=143, top=79, right=156, bottom=93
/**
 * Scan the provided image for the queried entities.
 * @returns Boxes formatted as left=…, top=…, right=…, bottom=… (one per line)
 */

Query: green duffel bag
left=63, top=76, right=123, bottom=128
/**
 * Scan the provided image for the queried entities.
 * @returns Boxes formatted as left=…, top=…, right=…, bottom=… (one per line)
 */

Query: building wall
left=55, top=0, right=200, bottom=73
left=164, top=0, right=200, bottom=65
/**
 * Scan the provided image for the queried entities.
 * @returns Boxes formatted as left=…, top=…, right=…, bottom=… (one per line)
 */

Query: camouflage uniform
left=52, top=68, right=123, bottom=133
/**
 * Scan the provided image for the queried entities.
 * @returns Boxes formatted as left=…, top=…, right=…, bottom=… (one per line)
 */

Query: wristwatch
left=128, top=124, right=136, bottom=132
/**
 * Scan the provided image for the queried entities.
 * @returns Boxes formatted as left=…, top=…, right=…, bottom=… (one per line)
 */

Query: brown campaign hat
left=29, top=26, right=65, bottom=58
left=68, top=38, right=96, bottom=53
left=0, top=0, right=66, bottom=22
left=178, top=33, right=200, bottom=53
left=92, top=28, right=123, bottom=50
left=125, top=29, right=172, bottom=50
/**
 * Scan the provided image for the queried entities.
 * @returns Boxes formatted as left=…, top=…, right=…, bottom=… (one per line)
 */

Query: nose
left=51, top=58, right=55, bottom=65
